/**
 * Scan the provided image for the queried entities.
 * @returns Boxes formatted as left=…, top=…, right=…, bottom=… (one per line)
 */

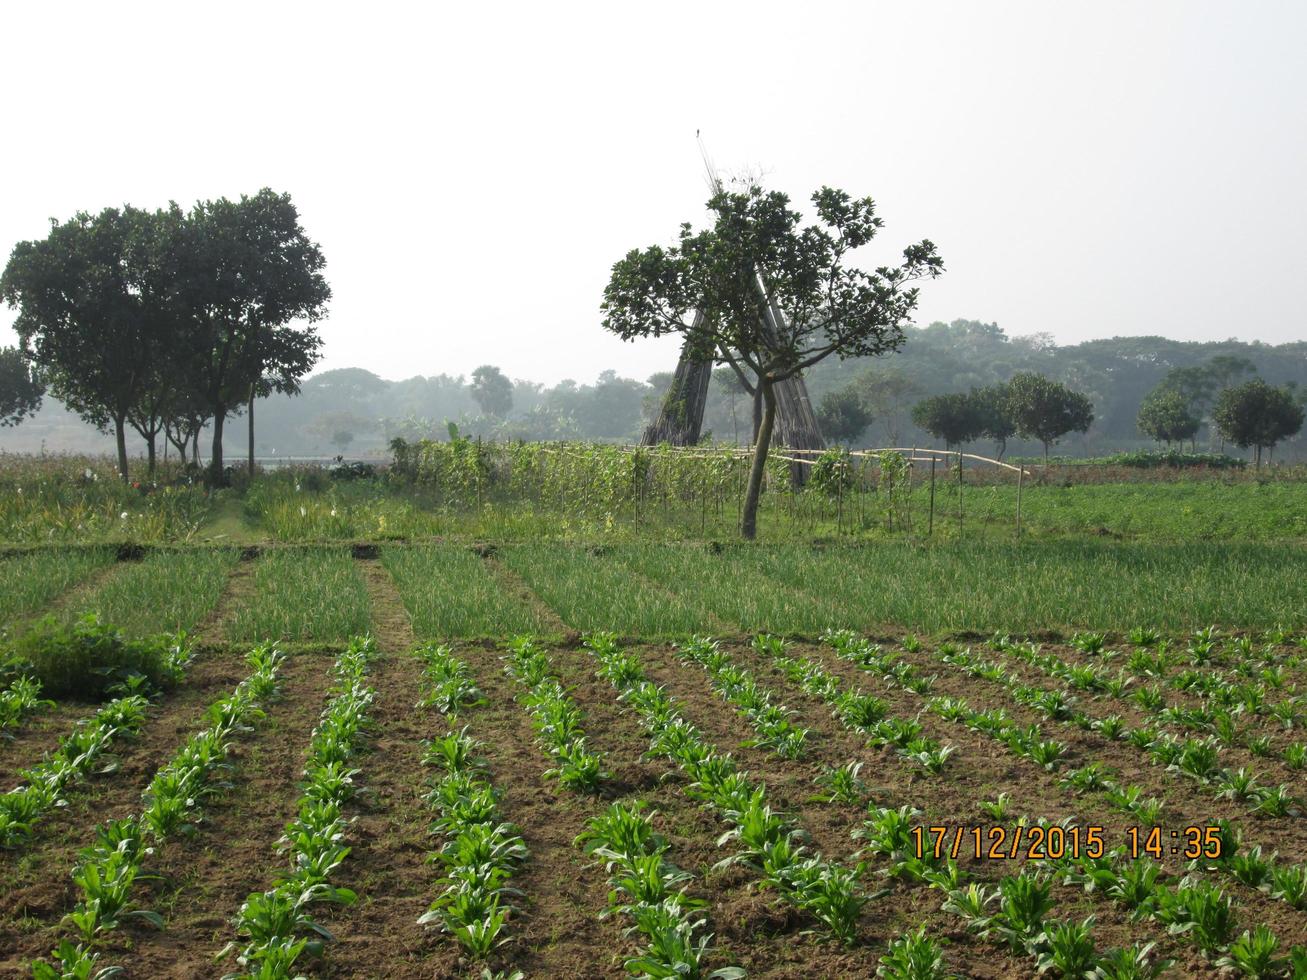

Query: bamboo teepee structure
left=641, top=140, right=825, bottom=461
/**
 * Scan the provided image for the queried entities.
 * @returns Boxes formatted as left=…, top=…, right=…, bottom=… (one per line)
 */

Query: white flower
left=329, top=508, right=337, bottom=517
left=300, top=506, right=307, bottom=517
left=295, top=483, right=301, bottom=492
left=84, top=468, right=94, bottom=480
left=120, top=511, right=129, bottom=520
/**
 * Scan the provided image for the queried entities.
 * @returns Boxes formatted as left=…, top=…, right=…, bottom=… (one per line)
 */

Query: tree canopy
left=602, top=182, right=941, bottom=538
left=910, top=392, right=983, bottom=449
left=1213, top=379, right=1304, bottom=465
left=0, top=190, right=328, bottom=481
left=0, top=346, right=44, bottom=427
left=470, top=365, right=514, bottom=418
left=1137, top=385, right=1201, bottom=447
left=1004, top=372, right=1095, bottom=464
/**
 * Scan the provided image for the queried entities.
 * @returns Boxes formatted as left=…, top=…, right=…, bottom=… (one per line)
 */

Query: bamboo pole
left=1016, top=465, right=1024, bottom=540
left=928, top=456, right=936, bottom=537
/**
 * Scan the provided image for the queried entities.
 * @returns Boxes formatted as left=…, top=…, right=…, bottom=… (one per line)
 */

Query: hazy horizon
left=3, top=0, right=1303, bottom=388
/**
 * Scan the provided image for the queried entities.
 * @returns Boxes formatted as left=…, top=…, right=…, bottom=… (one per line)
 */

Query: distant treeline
left=4, top=319, right=1306, bottom=461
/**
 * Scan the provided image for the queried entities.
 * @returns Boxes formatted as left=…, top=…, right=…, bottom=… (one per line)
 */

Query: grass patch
left=500, top=544, right=711, bottom=634
left=0, top=548, right=113, bottom=627
left=726, top=540, right=1307, bottom=633
left=67, top=548, right=239, bottom=636
left=612, top=545, right=842, bottom=634
left=226, top=547, right=371, bottom=643
left=380, top=544, right=547, bottom=638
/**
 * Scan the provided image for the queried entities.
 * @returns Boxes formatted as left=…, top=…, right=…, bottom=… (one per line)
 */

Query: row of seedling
left=947, top=682, right=1307, bottom=921
left=941, top=643, right=1301, bottom=818
left=0, top=694, right=150, bottom=847
left=585, top=632, right=867, bottom=946
left=415, top=643, right=528, bottom=961
left=1039, top=832, right=1307, bottom=975
left=993, top=633, right=1305, bottom=765
left=502, top=635, right=607, bottom=792
left=675, top=636, right=810, bottom=760
left=0, top=675, right=53, bottom=735
left=750, top=633, right=958, bottom=775
left=32, top=644, right=284, bottom=978
left=1, top=635, right=196, bottom=848
left=925, top=654, right=1307, bottom=916
left=577, top=801, right=744, bottom=980
left=856, top=804, right=1159, bottom=978
left=219, top=635, right=378, bottom=978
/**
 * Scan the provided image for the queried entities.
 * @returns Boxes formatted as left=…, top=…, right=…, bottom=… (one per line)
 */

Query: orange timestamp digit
left=911, top=825, right=1107, bottom=860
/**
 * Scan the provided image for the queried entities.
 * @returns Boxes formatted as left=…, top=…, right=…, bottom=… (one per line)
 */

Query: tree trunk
left=752, top=387, right=763, bottom=444
left=210, top=410, right=226, bottom=484
left=248, top=387, right=256, bottom=479
left=114, top=415, right=130, bottom=483
left=1043, top=441, right=1050, bottom=469
left=146, top=433, right=157, bottom=476
left=741, top=378, right=777, bottom=541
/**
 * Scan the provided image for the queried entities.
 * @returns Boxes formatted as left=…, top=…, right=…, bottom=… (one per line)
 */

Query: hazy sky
left=2, top=1, right=1303, bottom=386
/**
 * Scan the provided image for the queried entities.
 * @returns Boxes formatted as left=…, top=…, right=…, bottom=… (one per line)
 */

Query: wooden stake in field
left=1016, top=464, right=1024, bottom=540
left=957, top=449, right=964, bottom=536
left=928, top=456, right=936, bottom=537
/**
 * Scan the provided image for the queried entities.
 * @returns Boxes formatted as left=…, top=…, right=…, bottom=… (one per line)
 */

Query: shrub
left=8, top=615, right=185, bottom=699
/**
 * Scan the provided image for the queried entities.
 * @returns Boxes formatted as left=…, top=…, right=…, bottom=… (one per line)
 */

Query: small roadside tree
left=1212, top=379, right=1304, bottom=466
left=602, top=183, right=942, bottom=539
left=470, top=364, right=513, bottom=417
left=0, top=346, right=44, bottom=427
left=910, top=392, right=983, bottom=449
left=1137, top=385, right=1201, bottom=448
left=817, top=384, right=872, bottom=446
left=1004, top=372, right=1094, bottom=465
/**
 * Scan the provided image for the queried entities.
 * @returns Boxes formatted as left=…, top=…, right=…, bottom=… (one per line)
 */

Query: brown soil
left=314, top=559, right=443, bottom=978
left=0, top=650, right=328, bottom=974
left=0, top=699, right=103, bottom=787
left=541, top=642, right=1004, bottom=979
left=798, top=640, right=1307, bottom=956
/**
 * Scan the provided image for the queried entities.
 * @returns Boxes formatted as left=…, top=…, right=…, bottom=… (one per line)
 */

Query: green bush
left=1009, top=451, right=1246, bottom=469
left=8, top=614, right=185, bottom=700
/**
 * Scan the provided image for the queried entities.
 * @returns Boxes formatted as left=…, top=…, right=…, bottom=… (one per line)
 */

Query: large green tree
left=1, top=206, right=173, bottom=480
left=171, top=189, right=329, bottom=481
left=1213, top=379, right=1304, bottom=465
left=602, top=183, right=941, bottom=538
left=1004, top=372, right=1094, bottom=465
left=0, top=346, right=44, bottom=427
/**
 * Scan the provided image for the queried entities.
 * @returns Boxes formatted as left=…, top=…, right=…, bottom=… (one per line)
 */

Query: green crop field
left=1, top=461, right=1306, bottom=978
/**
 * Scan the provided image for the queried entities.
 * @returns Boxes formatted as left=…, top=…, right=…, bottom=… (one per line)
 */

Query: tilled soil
left=0, top=649, right=330, bottom=975
left=5, top=550, right=1303, bottom=979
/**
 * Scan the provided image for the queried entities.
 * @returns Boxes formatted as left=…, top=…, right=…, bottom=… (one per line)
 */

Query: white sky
left=2, top=0, right=1304, bottom=387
